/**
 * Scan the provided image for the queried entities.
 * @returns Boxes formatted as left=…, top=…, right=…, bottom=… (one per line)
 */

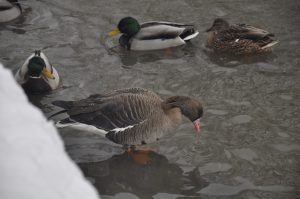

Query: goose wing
left=54, top=88, right=161, bottom=132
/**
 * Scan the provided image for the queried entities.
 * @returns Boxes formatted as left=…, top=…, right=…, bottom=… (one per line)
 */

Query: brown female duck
left=206, top=18, right=278, bottom=55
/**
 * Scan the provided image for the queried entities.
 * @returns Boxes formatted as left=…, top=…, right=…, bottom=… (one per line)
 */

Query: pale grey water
left=1, top=0, right=300, bottom=198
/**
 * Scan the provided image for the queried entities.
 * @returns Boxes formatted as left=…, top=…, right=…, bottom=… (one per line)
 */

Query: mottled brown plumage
left=52, top=88, right=203, bottom=146
left=206, top=18, right=278, bottom=55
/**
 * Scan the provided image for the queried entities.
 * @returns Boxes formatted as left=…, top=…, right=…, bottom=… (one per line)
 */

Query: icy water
left=1, top=0, right=300, bottom=198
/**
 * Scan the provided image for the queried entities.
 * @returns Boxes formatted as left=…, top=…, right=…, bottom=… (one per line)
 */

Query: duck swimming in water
left=0, top=0, right=22, bottom=23
left=206, top=18, right=278, bottom=55
left=108, top=16, right=199, bottom=51
left=15, top=50, right=60, bottom=93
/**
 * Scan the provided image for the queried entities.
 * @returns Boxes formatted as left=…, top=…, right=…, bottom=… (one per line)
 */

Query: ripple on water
left=206, top=109, right=228, bottom=115
left=272, top=144, right=300, bottom=152
left=231, top=148, right=258, bottom=163
left=211, top=7, right=228, bottom=17
left=231, top=115, right=252, bottom=124
left=257, top=62, right=280, bottom=72
left=198, top=162, right=232, bottom=175
left=198, top=176, right=294, bottom=196
left=158, top=58, right=186, bottom=64
left=211, top=66, right=238, bottom=74
left=276, top=132, right=290, bottom=138
left=224, top=149, right=232, bottom=159
left=279, top=95, right=293, bottom=100
left=153, top=193, right=184, bottom=199
left=225, top=99, right=251, bottom=106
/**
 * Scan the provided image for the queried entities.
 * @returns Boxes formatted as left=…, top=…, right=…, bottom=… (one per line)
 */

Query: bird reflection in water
left=204, top=48, right=278, bottom=67
left=79, top=150, right=208, bottom=198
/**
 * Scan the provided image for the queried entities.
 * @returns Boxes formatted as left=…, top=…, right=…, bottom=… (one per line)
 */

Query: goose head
left=164, top=96, right=203, bottom=132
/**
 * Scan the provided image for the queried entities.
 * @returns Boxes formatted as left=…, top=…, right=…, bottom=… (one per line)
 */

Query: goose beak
left=108, top=28, right=121, bottom=37
left=193, top=119, right=201, bottom=133
left=42, top=68, right=55, bottom=79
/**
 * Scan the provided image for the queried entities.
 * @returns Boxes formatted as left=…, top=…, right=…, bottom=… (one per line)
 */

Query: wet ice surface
left=1, top=0, right=300, bottom=198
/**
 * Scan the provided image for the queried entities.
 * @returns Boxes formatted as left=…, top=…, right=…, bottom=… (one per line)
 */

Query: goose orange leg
left=126, top=145, right=156, bottom=165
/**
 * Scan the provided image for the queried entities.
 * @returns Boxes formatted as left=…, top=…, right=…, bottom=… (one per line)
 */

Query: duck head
left=27, top=56, right=54, bottom=79
left=206, top=18, right=230, bottom=32
left=108, top=17, right=141, bottom=37
left=165, top=96, right=203, bottom=132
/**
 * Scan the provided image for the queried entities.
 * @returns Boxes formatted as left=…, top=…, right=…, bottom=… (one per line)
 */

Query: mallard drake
left=15, top=50, right=60, bottom=93
left=206, top=18, right=279, bottom=55
left=108, top=16, right=199, bottom=51
left=51, top=88, right=203, bottom=146
left=0, top=0, right=22, bottom=23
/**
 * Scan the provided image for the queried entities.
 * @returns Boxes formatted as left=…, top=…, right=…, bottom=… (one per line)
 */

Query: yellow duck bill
left=108, top=28, right=121, bottom=37
left=42, top=68, right=55, bottom=79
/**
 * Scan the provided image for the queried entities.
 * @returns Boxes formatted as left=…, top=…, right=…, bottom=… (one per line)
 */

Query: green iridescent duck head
left=108, top=17, right=141, bottom=37
left=27, top=54, right=54, bottom=79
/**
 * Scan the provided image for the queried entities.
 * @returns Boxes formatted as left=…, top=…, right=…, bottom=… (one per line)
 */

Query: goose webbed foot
left=125, top=145, right=156, bottom=165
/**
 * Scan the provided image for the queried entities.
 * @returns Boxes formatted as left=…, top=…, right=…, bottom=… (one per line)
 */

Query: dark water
left=1, top=0, right=300, bottom=198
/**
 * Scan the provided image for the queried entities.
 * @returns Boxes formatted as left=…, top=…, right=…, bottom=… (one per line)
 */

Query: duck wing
left=53, top=88, right=161, bottom=132
left=235, top=24, right=275, bottom=40
left=136, top=21, right=194, bottom=40
left=219, top=24, right=275, bottom=42
left=141, top=21, right=194, bottom=28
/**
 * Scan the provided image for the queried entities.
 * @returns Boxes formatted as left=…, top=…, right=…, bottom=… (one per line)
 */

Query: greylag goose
left=15, top=50, right=60, bottom=93
left=108, top=16, right=199, bottom=51
left=206, top=18, right=278, bottom=54
left=51, top=88, right=203, bottom=146
left=0, top=0, right=22, bottom=23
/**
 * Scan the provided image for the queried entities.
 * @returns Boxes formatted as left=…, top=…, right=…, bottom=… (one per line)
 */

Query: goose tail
left=56, top=120, right=109, bottom=137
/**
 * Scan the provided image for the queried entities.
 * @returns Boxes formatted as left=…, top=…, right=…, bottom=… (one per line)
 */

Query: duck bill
left=108, top=28, right=121, bottom=37
left=193, top=119, right=201, bottom=133
left=42, top=68, right=55, bottom=79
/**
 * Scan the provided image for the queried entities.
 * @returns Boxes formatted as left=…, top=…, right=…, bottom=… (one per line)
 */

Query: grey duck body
left=52, top=88, right=203, bottom=146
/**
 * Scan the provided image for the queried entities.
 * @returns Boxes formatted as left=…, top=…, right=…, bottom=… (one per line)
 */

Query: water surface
left=1, top=0, right=299, bottom=198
